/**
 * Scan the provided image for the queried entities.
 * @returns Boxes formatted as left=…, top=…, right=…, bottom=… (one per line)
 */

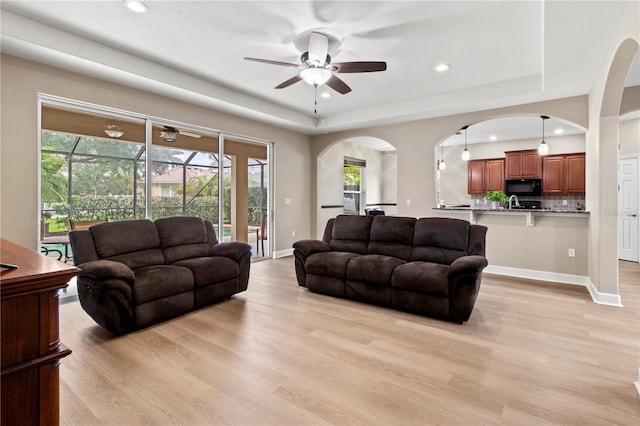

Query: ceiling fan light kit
left=104, top=124, right=124, bottom=138
left=300, top=68, right=332, bottom=86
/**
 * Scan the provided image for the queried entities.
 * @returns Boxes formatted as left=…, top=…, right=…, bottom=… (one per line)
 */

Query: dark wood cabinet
left=542, top=153, right=585, bottom=194
left=565, top=153, right=586, bottom=193
left=1, top=238, right=78, bottom=426
left=468, top=158, right=504, bottom=194
left=505, top=149, right=542, bottom=179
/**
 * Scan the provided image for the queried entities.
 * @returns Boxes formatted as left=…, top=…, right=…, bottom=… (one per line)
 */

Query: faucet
left=508, top=195, right=520, bottom=210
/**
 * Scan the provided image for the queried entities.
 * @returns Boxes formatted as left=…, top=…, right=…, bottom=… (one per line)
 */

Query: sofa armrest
left=210, top=242, right=252, bottom=261
left=292, top=239, right=330, bottom=258
left=78, top=259, right=135, bottom=284
left=448, top=255, right=488, bottom=277
left=447, top=255, right=488, bottom=323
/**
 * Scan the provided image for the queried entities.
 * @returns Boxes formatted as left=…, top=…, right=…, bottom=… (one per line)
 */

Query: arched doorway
left=590, top=37, right=639, bottom=304
left=317, top=136, right=397, bottom=236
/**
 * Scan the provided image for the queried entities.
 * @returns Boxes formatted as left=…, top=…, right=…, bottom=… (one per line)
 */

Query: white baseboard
left=585, top=277, right=623, bottom=307
left=484, top=265, right=588, bottom=286
left=484, top=265, right=623, bottom=307
left=273, top=248, right=294, bottom=259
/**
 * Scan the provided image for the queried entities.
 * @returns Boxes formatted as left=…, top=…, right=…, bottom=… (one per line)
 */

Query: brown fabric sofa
left=293, top=215, right=488, bottom=323
left=69, top=216, right=251, bottom=334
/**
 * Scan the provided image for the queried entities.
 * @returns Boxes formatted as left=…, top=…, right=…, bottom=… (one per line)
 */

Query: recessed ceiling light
left=554, top=128, right=564, bottom=135
left=321, top=92, right=331, bottom=99
left=435, top=63, right=451, bottom=72
left=124, top=0, right=148, bottom=13
left=489, top=135, right=497, bottom=141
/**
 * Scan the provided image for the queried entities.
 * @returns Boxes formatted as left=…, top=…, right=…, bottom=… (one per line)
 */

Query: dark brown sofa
left=293, top=215, right=488, bottom=323
left=69, top=216, right=251, bottom=334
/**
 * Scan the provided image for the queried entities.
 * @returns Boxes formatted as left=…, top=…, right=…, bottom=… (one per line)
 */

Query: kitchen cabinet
left=468, top=158, right=504, bottom=194
left=542, top=153, right=585, bottom=194
left=505, top=149, right=542, bottom=179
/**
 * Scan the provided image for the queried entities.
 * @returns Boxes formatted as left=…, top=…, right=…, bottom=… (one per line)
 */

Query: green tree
left=41, top=152, right=68, bottom=203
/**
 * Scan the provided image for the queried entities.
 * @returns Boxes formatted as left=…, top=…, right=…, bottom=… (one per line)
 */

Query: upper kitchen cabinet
left=505, top=149, right=542, bottom=179
left=542, top=153, right=585, bottom=194
left=468, top=158, right=505, bottom=194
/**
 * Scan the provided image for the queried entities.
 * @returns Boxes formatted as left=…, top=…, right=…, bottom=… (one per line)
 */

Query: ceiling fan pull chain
left=314, top=84, right=318, bottom=114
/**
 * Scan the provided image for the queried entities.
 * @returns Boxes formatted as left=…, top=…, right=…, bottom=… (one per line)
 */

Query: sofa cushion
left=173, top=256, right=239, bottom=287
left=329, top=215, right=373, bottom=254
left=411, top=218, right=470, bottom=264
left=90, top=219, right=164, bottom=269
left=133, top=264, right=194, bottom=304
left=391, top=262, right=449, bottom=297
left=368, top=216, right=416, bottom=261
left=155, top=216, right=212, bottom=263
left=306, top=251, right=360, bottom=278
left=346, top=254, right=406, bottom=286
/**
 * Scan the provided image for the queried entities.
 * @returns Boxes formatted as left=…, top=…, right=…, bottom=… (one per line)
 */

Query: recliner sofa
left=293, top=215, right=488, bottom=323
left=69, top=216, right=251, bottom=334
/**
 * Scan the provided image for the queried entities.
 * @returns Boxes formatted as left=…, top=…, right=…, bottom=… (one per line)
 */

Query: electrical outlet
left=406, top=199, right=412, bottom=206
left=284, top=198, right=291, bottom=205
left=291, top=230, right=295, bottom=237
left=568, top=248, right=576, bottom=257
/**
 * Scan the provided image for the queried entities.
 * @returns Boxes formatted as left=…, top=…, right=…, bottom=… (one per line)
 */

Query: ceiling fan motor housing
left=301, top=51, right=331, bottom=67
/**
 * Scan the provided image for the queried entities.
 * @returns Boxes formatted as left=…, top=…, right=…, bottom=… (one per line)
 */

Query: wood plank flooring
left=59, top=259, right=640, bottom=425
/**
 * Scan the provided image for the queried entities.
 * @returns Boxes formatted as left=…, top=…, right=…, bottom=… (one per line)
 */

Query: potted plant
left=484, top=191, right=509, bottom=209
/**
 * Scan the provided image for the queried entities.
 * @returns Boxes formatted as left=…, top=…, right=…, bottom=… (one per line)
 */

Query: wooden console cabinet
left=1, top=238, right=78, bottom=426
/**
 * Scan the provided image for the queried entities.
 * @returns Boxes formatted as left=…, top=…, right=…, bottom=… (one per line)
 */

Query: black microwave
left=505, top=179, right=542, bottom=196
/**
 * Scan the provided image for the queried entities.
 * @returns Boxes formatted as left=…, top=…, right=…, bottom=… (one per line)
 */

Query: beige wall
left=440, top=133, right=586, bottom=204
left=0, top=54, right=311, bottom=253
left=619, top=118, right=640, bottom=156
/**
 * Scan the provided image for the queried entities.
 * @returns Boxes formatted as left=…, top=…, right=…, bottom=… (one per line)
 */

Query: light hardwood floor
left=60, top=259, right=640, bottom=425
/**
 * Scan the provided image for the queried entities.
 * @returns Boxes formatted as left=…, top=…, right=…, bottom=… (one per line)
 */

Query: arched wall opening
left=316, top=136, right=397, bottom=236
left=434, top=114, right=588, bottom=207
left=590, top=37, right=640, bottom=304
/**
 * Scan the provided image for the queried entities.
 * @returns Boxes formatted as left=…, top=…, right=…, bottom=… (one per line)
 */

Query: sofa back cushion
left=329, top=215, right=373, bottom=254
left=90, top=219, right=164, bottom=269
left=155, top=216, right=213, bottom=264
left=368, top=216, right=416, bottom=260
left=411, top=218, right=470, bottom=264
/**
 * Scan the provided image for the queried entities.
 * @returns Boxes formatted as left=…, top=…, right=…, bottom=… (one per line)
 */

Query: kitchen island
left=431, top=206, right=590, bottom=283
left=432, top=206, right=589, bottom=227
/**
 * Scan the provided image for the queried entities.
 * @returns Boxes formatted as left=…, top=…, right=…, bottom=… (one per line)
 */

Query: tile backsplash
left=469, top=194, right=586, bottom=210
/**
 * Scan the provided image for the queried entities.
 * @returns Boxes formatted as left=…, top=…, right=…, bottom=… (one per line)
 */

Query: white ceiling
left=1, top=1, right=637, bottom=139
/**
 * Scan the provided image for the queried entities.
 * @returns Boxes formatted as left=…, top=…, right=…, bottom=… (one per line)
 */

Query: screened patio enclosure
left=40, top=102, right=270, bottom=257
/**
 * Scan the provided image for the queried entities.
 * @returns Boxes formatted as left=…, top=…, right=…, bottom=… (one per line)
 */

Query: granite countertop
left=433, top=205, right=589, bottom=214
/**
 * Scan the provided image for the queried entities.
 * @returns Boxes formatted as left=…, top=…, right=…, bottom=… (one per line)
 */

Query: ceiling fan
left=244, top=31, right=387, bottom=94
left=159, top=126, right=202, bottom=143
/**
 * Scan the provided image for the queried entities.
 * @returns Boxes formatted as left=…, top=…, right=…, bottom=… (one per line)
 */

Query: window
left=344, top=157, right=365, bottom=215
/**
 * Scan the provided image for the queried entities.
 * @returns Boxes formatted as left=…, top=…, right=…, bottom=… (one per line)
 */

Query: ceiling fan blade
left=333, top=61, right=387, bottom=73
left=244, top=57, right=299, bottom=68
left=326, top=75, right=351, bottom=94
left=275, top=74, right=302, bottom=89
left=179, top=131, right=202, bottom=139
left=308, top=31, right=329, bottom=65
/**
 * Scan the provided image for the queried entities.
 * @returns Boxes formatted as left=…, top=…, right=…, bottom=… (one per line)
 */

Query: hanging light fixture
left=538, top=115, right=550, bottom=155
left=461, top=125, right=470, bottom=161
left=438, top=144, right=446, bottom=170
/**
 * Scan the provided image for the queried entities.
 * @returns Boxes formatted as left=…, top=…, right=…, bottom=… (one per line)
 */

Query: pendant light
left=461, top=125, right=470, bottom=161
left=538, top=115, right=550, bottom=155
left=438, top=144, right=446, bottom=170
